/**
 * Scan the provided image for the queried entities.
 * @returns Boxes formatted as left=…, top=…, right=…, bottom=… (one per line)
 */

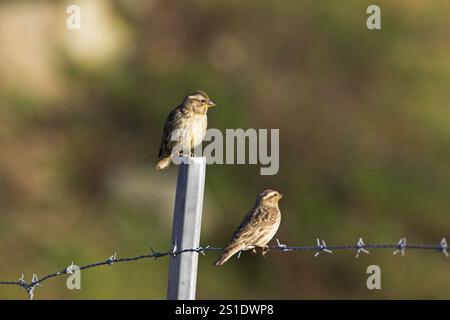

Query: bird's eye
left=201, top=99, right=206, bottom=103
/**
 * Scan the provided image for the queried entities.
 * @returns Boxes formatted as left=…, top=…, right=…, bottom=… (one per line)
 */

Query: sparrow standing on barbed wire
left=156, top=90, right=217, bottom=170
left=214, top=189, right=283, bottom=266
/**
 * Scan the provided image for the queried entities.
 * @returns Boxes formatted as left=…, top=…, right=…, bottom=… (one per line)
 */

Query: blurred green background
left=1, top=0, right=449, bottom=299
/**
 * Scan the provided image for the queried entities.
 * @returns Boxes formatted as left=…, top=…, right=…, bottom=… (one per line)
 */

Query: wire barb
left=440, top=238, right=449, bottom=257
left=355, top=238, right=370, bottom=258
left=66, top=262, right=76, bottom=274
left=107, top=253, right=117, bottom=266
left=276, top=239, right=292, bottom=252
left=393, top=237, right=407, bottom=256
left=314, top=238, right=333, bottom=257
left=195, top=245, right=210, bottom=256
left=150, top=247, right=162, bottom=260
left=27, top=286, right=35, bottom=301
left=18, top=274, right=25, bottom=287
left=31, top=274, right=41, bottom=287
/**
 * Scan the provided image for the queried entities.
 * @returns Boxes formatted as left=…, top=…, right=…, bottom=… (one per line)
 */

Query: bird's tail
left=156, top=156, right=172, bottom=170
left=214, top=243, right=243, bottom=266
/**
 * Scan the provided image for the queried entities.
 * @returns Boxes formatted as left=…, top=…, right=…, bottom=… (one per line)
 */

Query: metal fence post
left=167, top=156, right=206, bottom=300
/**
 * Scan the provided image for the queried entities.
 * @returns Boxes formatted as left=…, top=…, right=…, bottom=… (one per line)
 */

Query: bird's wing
left=158, top=106, right=185, bottom=158
left=226, top=205, right=270, bottom=248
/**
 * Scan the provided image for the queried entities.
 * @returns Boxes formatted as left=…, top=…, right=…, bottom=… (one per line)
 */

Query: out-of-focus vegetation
left=1, top=0, right=450, bottom=299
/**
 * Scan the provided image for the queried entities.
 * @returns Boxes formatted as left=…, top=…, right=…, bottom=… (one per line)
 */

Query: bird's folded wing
left=158, top=106, right=185, bottom=157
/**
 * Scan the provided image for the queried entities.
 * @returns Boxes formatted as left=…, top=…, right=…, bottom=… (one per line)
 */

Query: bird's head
left=257, top=189, right=283, bottom=206
left=183, top=90, right=217, bottom=114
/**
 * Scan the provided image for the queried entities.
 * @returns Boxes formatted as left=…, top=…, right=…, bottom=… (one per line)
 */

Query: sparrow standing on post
left=214, top=189, right=283, bottom=266
left=156, top=90, right=217, bottom=170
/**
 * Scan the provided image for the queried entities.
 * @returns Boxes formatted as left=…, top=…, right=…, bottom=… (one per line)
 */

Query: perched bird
left=214, top=189, right=283, bottom=266
left=156, top=90, right=217, bottom=170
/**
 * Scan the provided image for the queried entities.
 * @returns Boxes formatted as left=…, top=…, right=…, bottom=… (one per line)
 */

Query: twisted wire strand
left=0, top=238, right=447, bottom=299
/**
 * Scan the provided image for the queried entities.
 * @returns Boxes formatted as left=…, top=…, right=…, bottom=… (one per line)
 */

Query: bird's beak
left=208, top=100, right=217, bottom=108
left=278, top=193, right=284, bottom=199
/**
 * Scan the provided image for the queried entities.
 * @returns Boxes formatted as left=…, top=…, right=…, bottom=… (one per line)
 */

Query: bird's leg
left=262, top=245, right=270, bottom=257
left=252, top=248, right=257, bottom=254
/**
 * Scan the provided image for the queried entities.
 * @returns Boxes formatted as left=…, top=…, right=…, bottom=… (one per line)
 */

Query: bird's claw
left=262, top=246, right=270, bottom=257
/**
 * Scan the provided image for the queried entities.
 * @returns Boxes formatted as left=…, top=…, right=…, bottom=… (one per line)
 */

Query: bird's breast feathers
left=189, top=114, right=207, bottom=147
left=252, top=217, right=281, bottom=247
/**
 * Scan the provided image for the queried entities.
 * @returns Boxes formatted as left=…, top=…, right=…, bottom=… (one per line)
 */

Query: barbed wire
left=0, top=237, right=447, bottom=300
